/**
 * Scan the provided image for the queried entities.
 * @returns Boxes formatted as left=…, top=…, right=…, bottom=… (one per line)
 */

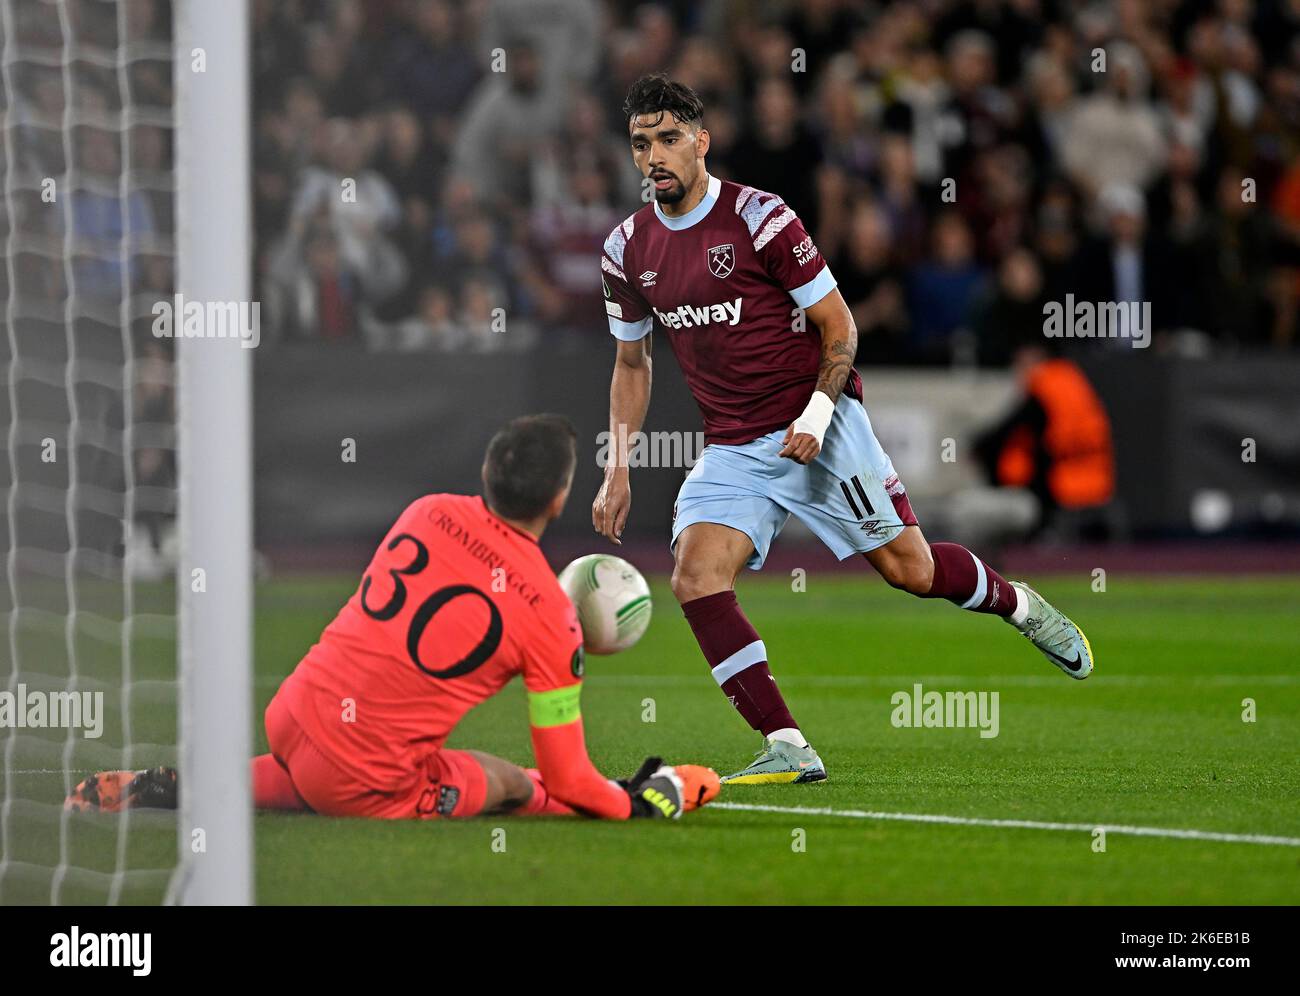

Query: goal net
left=0, top=0, right=250, bottom=905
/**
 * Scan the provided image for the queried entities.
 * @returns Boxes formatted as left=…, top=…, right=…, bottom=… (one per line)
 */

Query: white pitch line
left=711, top=802, right=1300, bottom=848
left=8, top=769, right=72, bottom=775
left=8, top=773, right=1297, bottom=847
left=588, top=673, right=1300, bottom=687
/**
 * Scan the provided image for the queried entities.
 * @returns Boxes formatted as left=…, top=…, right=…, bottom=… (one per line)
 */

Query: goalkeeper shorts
left=264, top=691, right=488, bottom=820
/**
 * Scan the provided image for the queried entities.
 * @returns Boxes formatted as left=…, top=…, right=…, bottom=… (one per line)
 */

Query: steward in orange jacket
left=975, top=348, right=1115, bottom=520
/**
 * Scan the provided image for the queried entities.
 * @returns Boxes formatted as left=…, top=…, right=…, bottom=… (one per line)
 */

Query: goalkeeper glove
left=622, top=756, right=685, bottom=819
left=621, top=756, right=722, bottom=818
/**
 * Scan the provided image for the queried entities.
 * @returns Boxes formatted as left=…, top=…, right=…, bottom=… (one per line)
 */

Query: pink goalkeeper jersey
left=600, top=174, right=863, bottom=445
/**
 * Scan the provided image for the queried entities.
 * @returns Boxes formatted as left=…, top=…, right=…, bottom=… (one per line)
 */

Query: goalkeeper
left=69, top=414, right=719, bottom=821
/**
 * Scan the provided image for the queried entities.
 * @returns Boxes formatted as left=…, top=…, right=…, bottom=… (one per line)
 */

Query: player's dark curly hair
left=482, top=414, right=577, bottom=521
left=622, top=73, right=704, bottom=128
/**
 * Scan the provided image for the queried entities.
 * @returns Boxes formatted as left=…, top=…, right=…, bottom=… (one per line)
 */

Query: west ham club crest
left=707, top=243, right=734, bottom=278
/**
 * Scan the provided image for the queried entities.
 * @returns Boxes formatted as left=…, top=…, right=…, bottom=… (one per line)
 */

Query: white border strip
left=711, top=802, right=1300, bottom=847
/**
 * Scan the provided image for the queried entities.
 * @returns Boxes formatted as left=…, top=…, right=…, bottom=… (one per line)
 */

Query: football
left=557, top=554, right=653, bottom=654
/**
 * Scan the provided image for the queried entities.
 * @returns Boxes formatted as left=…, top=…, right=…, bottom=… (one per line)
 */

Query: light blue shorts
left=671, top=394, right=918, bottom=570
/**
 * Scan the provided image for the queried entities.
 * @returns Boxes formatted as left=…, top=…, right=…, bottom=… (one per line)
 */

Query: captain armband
left=528, top=684, right=582, bottom=729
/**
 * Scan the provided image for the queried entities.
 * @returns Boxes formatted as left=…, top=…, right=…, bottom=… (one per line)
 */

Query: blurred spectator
left=730, top=77, right=824, bottom=228
left=833, top=199, right=908, bottom=364
left=874, top=133, right=927, bottom=266
left=1156, top=58, right=1213, bottom=165
left=376, top=107, right=444, bottom=210
left=286, top=117, right=407, bottom=308
left=460, top=276, right=519, bottom=352
left=248, top=0, right=1300, bottom=353
left=782, top=0, right=867, bottom=96
left=1022, top=53, right=1079, bottom=167
left=384, top=284, right=464, bottom=352
left=451, top=38, right=560, bottom=211
left=974, top=247, right=1049, bottom=367
left=268, top=225, right=361, bottom=341
left=384, top=0, right=481, bottom=120
left=439, top=209, right=511, bottom=298
left=532, top=93, right=644, bottom=209
left=816, top=71, right=877, bottom=183
left=1061, top=42, right=1167, bottom=196
left=124, top=338, right=179, bottom=581
left=1034, top=182, right=1083, bottom=304
left=933, top=0, right=1042, bottom=86
left=524, top=159, right=622, bottom=349
left=372, top=106, right=452, bottom=318
left=480, top=0, right=603, bottom=90
left=907, top=211, right=987, bottom=362
left=13, top=66, right=67, bottom=177
left=71, top=130, right=157, bottom=301
left=894, top=48, right=952, bottom=186
left=939, top=30, right=1017, bottom=189
left=1272, top=155, right=1300, bottom=347
left=303, top=22, right=372, bottom=117
left=1202, top=165, right=1277, bottom=343
left=1076, top=183, right=1174, bottom=337
left=966, top=144, right=1035, bottom=261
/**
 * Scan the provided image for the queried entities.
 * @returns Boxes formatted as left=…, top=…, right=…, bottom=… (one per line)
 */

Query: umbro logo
left=639, top=270, right=657, bottom=287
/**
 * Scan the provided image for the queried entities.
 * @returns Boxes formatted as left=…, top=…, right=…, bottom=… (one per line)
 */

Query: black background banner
left=9, top=904, right=1286, bottom=979
left=254, top=346, right=1300, bottom=547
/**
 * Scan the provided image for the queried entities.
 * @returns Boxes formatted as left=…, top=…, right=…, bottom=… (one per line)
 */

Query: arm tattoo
left=815, top=331, right=857, bottom=402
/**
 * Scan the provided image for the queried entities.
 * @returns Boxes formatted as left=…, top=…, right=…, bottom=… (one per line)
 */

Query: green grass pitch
left=3, top=574, right=1298, bottom=904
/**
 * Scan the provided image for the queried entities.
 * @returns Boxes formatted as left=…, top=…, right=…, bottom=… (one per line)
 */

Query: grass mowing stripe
left=711, top=802, right=1300, bottom=848
left=247, top=573, right=1300, bottom=903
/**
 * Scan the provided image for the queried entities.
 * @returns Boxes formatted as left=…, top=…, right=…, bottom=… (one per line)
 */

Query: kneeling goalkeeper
left=69, top=414, right=719, bottom=821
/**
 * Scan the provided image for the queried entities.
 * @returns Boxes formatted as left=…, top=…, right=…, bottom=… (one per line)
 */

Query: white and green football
left=557, top=554, right=652, bottom=655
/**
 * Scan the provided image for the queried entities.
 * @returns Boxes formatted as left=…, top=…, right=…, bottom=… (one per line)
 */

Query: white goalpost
left=171, top=0, right=252, bottom=906
left=0, top=0, right=250, bottom=906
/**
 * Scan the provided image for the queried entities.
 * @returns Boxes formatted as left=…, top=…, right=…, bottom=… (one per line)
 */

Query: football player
left=69, top=415, right=719, bottom=821
left=593, top=75, right=1094, bottom=785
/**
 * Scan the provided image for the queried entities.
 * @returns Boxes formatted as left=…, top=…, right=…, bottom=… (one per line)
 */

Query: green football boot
left=720, top=736, right=827, bottom=785
left=1009, top=581, right=1094, bottom=679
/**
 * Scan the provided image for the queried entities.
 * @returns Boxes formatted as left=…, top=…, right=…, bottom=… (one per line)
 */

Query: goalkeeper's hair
left=482, top=414, right=578, bottom=521
left=623, top=73, right=704, bottom=129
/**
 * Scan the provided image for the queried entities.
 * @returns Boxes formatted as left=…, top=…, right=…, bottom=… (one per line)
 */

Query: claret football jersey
left=600, top=174, right=864, bottom=445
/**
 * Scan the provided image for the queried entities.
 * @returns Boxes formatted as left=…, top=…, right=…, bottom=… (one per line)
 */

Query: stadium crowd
left=252, top=0, right=1300, bottom=362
